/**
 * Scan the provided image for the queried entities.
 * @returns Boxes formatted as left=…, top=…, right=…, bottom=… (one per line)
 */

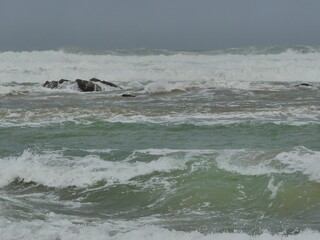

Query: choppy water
left=0, top=47, right=320, bottom=239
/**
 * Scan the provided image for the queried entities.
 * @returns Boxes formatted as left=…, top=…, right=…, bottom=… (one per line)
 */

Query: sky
left=1, top=0, right=320, bottom=51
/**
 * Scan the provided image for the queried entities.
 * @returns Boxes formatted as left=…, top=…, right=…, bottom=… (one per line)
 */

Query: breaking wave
left=1, top=146, right=319, bottom=189
left=0, top=150, right=187, bottom=188
left=1, top=46, right=320, bottom=95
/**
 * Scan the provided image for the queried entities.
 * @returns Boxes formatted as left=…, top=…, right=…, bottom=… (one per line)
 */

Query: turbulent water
left=0, top=46, right=319, bottom=239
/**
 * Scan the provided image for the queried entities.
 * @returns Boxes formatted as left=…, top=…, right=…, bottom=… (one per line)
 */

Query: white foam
left=267, top=176, right=283, bottom=200
left=0, top=150, right=187, bottom=188
left=112, top=228, right=320, bottom=240
left=1, top=50, right=320, bottom=95
left=215, top=150, right=282, bottom=176
left=84, top=149, right=116, bottom=153
left=1, top=147, right=319, bottom=189
left=214, top=147, right=320, bottom=183
left=0, top=217, right=319, bottom=240
left=274, top=147, right=320, bottom=182
left=1, top=105, right=318, bottom=128
left=144, top=81, right=198, bottom=93
left=136, top=148, right=218, bottom=155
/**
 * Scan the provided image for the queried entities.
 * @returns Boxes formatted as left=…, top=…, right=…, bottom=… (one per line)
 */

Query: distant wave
left=2, top=45, right=320, bottom=56
left=58, top=47, right=178, bottom=56
left=1, top=46, right=320, bottom=90
left=59, top=45, right=320, bottom=56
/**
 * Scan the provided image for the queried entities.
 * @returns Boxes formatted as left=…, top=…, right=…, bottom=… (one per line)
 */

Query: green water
left=1, top=86, right=320, bottom=238
left=1, top=47, right=320, bottom=239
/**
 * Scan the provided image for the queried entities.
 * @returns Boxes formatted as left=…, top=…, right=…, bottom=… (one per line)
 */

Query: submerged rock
left=294, top=83, right=313, bottom=87
left=121, top=94, right=135, bottom=97
left=43, top=78, right=121, bottom=92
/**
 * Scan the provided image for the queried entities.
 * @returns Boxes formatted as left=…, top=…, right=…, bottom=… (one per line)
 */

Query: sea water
left=0, top=46, right=319, bottom=239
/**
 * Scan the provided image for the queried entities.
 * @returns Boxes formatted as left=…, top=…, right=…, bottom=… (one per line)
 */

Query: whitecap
left=0, top=150, right=188, bottom=188
left=274, top=146, right=320, bottom=182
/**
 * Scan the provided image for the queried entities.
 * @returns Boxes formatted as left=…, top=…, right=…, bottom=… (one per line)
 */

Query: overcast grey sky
left=1, top=0, right=320, bottom=51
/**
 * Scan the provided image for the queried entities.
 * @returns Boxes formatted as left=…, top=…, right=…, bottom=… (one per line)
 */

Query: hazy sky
left=1, top=0, right=320, bottom=51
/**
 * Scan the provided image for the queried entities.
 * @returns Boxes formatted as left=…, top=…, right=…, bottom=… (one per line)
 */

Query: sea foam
left=1, top=146, right=319, bottom=189
left=0, top=150, right=187, bottom=188
left=275, top=146, right=320, bottom=182
left=1, top=49, right=320, bottom=95
left=0, top=105, right=319, bottom=128
left=0, top=217, right=319, bottom=240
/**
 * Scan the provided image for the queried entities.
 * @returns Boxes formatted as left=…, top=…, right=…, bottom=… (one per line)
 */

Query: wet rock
left=43, top=81, right=58, bottom=89
left=76, top=79, right=102, bottom=92
left=43, top=78, right=121, bottom=92
left=90, top=78, right=122, bottom=89
left=121, top=94, right=135, bottom=97
left=43, top=79, right=71, bottom=88
left=295, top=83, right=313, bottom=87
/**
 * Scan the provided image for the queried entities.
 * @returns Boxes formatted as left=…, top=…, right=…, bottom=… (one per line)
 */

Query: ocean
left=0, top=46, right=319, bottom=239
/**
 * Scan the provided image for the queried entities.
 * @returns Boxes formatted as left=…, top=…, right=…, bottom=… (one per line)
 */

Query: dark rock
left=295, top=83, right=313, bottom=87
left=121, top=94, right=135, bottom=97
left=43, top=78, right=121, bottom=92
left=43, top=80, right=58, bottom=88
left=90, top=78, right=122, bottom=89
left=58, top=79, right=71, bottom=84
left=43, top=79, right=71, bottom=88
left=76, top=79, right=102, bottom=92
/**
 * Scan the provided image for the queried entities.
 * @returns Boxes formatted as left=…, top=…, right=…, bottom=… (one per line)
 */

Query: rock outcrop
left=90, top=78, right=121, bottom=89
left=43, top=78, right=121, bottom=92
left=43, top=79, right=71, bottom=89
left=76, top=79, right=102, bottom=92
